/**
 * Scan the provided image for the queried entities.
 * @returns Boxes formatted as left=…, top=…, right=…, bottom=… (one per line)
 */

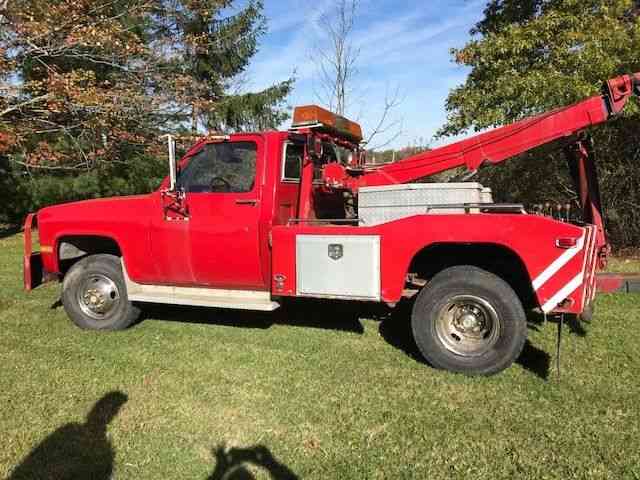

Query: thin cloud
left=246, top=0, right=485, bottom=148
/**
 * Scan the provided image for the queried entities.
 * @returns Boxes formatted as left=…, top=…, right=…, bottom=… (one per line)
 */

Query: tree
left=147, top=0, right=293, bottom=133
left=0, top=0, right=155, bottom=172
left=311, top=0, right=402, bottom=149
left=0, top=0, right=292, bottom=222
left=313, top=0, right=358, bottom=116
left=439, top=0, right=640, bottom=248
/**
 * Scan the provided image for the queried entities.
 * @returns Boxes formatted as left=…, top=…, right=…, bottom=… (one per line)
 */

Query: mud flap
left=23, top=213, right=47, bottom=291
left=24, top=252, right=44, bottom=291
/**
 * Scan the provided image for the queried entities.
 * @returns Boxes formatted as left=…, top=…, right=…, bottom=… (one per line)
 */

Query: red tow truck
left=23, top=72, right=640, bottom=375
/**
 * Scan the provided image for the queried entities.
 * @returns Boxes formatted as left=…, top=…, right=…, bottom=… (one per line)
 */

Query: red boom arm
left=356, top=72, right=640, bottom=187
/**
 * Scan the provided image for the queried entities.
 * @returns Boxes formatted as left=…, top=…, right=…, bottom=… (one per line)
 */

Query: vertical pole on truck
left=556, top=314, right=564, bottom=380
left=167, top=134, right=177, bottom=191
left=296, top=134, right=316, bottom=220
left=565, top=138, right=608, bottom=259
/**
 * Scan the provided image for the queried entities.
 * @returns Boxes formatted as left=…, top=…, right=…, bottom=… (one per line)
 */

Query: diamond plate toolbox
left=358, top=182, right=493, bottom=225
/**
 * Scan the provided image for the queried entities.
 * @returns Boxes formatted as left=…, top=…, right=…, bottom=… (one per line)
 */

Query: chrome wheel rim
left=435, top=295, right=501, bottom=357
left=77, top=274, right=120, bottom=320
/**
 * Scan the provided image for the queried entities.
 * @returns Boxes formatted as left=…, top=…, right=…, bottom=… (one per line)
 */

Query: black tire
left=411, top=265, right=527, bottom=376
left=62, top=254, right=140, bottom=330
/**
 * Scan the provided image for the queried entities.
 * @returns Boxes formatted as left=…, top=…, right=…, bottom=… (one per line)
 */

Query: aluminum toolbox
left=296, top=235, right=381, bottom=300
left=358, top=182, right=493, bottom=225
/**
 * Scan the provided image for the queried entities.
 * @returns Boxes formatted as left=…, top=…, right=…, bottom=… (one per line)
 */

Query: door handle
left=236, top=199, right=258, bottom=206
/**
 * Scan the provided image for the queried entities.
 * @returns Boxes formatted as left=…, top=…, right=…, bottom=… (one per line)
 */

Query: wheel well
left=408, top=243, right=536, bottom=309
left=58, top=236, right=122, bottom=275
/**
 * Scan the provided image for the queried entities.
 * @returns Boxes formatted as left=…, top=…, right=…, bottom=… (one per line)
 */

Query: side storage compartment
left=296, top=235, right=380, bottom=300
left=358, top=182, right=494, bottom=225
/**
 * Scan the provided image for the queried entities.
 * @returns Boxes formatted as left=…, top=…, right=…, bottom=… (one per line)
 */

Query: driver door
left=177, top=136, right=266, bottom=289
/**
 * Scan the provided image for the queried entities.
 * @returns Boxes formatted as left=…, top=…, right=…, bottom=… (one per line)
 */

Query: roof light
left=291, top=105, right=363, bottom=143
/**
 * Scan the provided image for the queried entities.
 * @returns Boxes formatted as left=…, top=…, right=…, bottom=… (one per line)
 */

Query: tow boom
left=357, top=72, right=640, bottom=187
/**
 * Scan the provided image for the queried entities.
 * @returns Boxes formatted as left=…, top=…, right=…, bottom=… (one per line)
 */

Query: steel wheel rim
left=435, top=294, right=501, bottom=357
left=76, top=274, right=120, bottom=320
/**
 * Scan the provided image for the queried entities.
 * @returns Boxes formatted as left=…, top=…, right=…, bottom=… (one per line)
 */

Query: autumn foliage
left=0, top=0, right=291, bottom=221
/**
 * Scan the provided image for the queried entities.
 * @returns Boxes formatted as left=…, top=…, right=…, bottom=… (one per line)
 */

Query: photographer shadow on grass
left=208, top=444, right=298, bottom=480
left=8, top=391, right=127, bottom=480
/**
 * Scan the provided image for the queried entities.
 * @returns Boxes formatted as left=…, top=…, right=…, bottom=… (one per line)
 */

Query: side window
left=281, top=142, right=323, bottom=183
left=282, top=142, right=303, bottom=181
left=177, top=142, right=257, bottom=193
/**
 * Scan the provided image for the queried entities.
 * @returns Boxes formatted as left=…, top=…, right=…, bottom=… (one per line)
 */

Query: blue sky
left=240, top=0, right=486, bottom=149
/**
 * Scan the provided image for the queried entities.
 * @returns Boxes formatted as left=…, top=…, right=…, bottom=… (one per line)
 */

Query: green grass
left=1, top=231, right=640, bottom=479
left=607, top=256, right=640, bottom=274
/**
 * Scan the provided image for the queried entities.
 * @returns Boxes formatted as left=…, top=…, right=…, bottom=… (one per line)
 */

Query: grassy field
left=607, top=255, right=640, bottom=273
left=1, top=230, right=640, bottom=479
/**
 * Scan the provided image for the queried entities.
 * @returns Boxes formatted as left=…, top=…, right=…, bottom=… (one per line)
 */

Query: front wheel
left=62, top=254, right=140, bottom=330
left=411, top=266, right=527, bottom=376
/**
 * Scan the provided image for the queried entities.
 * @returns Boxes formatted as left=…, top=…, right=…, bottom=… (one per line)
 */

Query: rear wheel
left=62, top=254, right=140, bottom=330
left=411, top=266, right=527, bottom=376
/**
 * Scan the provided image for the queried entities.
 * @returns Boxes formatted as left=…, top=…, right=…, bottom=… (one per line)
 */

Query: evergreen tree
left=146, top=0, right=292, bottom=133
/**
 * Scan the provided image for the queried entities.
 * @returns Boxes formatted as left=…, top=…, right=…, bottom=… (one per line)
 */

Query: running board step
left=122, top=263, right=280, bottom=311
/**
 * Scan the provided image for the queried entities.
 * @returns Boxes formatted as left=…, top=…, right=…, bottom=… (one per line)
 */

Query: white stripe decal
left=578, top=227, right=592, bottom=311
left=589, top=237, right=599, bottom=303
left=541, top=273, right=584, bottom=313
left=532, top=234, right=585, bottom=291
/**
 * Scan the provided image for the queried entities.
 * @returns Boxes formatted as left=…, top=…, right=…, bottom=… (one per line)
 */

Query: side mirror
left=160, top=134, right=189, bottom=219
left=166, top=134, right=177, bottom=190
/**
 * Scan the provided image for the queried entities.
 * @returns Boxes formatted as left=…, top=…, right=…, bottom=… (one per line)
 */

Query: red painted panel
left=596, top=273, right=640, bottom=293
left=272, top=213, right=591, bottom=313
left=36, top=195, right=155, bottom=281
left=596, top=274, right=626, bottom=293
left=149, top=190, right=193, bottom=284
left=271, top=227, right=297, bottom=296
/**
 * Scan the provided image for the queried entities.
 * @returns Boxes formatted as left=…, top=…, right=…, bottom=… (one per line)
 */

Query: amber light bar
left=292, top=105, right=363, bottom=142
